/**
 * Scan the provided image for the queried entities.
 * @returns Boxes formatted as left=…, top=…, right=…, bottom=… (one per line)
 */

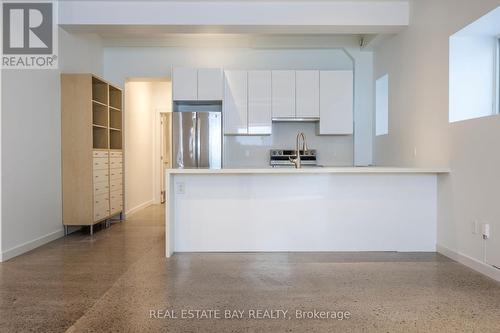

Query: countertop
left=166, top=167, right=450, bottom=175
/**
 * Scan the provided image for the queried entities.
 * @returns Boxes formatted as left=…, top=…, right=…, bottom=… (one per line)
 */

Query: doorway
left=124, top=78, right=172, bottom=215
left=159, top=111, right=172, bottom=203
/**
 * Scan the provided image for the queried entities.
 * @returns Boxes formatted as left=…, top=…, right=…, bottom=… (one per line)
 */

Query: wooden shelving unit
left=61, top=74, right=124, bottom=235
left=110, top=129, right=122, bottom=150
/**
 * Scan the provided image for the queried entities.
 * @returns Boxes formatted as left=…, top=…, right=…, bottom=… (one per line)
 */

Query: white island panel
left=166, top=169, right=445, bottom=256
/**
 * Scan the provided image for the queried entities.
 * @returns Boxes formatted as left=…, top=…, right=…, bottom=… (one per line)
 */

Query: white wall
left=373, top=0, right=500, bottom=276
left=124, top=80, right=170, bottom=215
left=104, top=46, right=373, bottom=166
left=0, top=30, right=103, bottom=261
left=224, top=123, right=353, bottom=168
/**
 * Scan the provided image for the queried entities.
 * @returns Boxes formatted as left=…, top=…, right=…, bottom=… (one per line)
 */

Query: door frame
left=154, top=110, right=172, bottom=204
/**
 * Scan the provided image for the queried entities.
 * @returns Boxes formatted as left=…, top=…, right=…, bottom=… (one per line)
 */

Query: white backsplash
left=223, top=122, right=353, bottom=168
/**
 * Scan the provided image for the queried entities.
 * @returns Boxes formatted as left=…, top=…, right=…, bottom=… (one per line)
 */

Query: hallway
left=1, top=205, right=500, bottom=332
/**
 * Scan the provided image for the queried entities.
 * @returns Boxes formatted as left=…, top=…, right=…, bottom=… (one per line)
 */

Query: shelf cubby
left=110, top=129, right=122, bottom=150
left=93, top=126, right=108, bottom=149
left=109, top=86, right=122, bottom=110
left=109, top=109, right=122, bottom=130
left=92, top=102, right=108, bottom=127
left=92, top=77, right=108, bottom=105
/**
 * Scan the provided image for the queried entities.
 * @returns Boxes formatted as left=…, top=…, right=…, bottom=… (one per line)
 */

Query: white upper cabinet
left=272, top=70, right=296, bottom=119
left=173, top=67, right=198, bottom=101
left=296, top=70, right=320, bottom=118
left=220, top=69, right=353, bottom=136
left=173, top=67, right=223, bottom=101
left=198, top=68, right=223, bottom=101
left=248, top=71, right=272, bottom=135
left=319, top=71, right=354, bottom=135
left=224, top=70, right=248, bottom=135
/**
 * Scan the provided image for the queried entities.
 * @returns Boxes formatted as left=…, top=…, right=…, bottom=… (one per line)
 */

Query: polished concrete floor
left=1, top=205, right=500, bottom=332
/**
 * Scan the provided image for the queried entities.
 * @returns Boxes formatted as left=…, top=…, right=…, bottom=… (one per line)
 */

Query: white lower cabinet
left=319, top=71, right=354, bottom=135
left=248, top=71, right=272, bottom=135
left=223, top=70, right=248, bottom=135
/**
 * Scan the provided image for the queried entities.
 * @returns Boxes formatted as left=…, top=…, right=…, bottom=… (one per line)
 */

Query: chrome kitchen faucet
left=290, top=132, right=308, bottom=169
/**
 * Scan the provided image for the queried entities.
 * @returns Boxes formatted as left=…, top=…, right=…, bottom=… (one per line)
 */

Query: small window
left=449, top=6, right=500, bottom=122
left=375, top=74, right=389, bottom=136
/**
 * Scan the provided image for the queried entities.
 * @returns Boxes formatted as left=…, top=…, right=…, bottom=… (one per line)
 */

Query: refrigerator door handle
left=196, top=114, right=201, bottom=168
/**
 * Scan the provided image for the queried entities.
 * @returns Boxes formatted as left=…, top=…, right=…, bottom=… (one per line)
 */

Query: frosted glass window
left=375, top=74, right=389, bottom=136
left=449, top=6, right=500, bottom=122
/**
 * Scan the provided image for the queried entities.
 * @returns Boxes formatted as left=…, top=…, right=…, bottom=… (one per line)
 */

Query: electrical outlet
left=472, top=220, right=479, bottom=234
left=413, top=147, right=417, bottom=157
left=482, top=223, right=490, bottom=240
left=175, top=182, right=185, bottom=195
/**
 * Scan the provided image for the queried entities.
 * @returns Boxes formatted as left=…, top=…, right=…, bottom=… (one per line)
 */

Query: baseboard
left=0, top=229, right=64, bottom=262
left=125, top=199, right=154, bottom=216
left=437, top=244, right=500, bottom=282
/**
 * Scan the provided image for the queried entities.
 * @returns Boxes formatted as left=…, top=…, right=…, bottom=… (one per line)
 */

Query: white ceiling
left=59, top=0, right=408, bottom=49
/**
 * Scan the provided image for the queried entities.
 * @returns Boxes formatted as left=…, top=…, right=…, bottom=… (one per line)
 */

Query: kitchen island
left=165, top=167, right=449, bottom=257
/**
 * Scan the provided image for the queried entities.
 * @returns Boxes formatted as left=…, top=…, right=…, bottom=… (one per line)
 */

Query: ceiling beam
left=59, top=1, right=409, bottom=35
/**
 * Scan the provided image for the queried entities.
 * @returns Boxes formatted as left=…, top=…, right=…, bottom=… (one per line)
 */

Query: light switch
left=472, top=220, right=479, bottom=234
left=176, top=182, right=186, bottom=194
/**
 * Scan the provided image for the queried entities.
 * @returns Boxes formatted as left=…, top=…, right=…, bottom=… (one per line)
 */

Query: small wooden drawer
left=94, top=192, right=110, bottom=206
left=110, top=190, right=123, bottom=201
left=110, top=179, right=122, bottom=192
left=93, top=158, right=109, bottom=170
left=110, top=190, right=123, bottom=208
left=109, top=157, right=123, bottom=169
left=93, top=181, right=109, bottom=196
left=110, top=169, right=123, bottom=180
left=93, top=150, right=109, bottom=158
left=110, top=202, right=123, bottom=214
left=93, top=169, right=109, bottom=183
left=110, top=151, right=123, bottom=158
left=93, top=194, right=110, bottom=221
left=94, top=207, right=110, bottom=222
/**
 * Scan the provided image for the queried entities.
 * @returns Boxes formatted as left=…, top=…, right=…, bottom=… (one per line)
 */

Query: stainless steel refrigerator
left=172, top=103, right=222, bottom=169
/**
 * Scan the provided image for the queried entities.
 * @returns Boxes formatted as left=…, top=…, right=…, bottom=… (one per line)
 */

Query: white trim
left=0, top=229, right=64, bottom=262
left=437, top=244, right=500, bottom=282
left=495, top=37, right=500, bottom=115
left=0, top=4, right=3, bottom=262
left=125, top=199, right=154, bottom=216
